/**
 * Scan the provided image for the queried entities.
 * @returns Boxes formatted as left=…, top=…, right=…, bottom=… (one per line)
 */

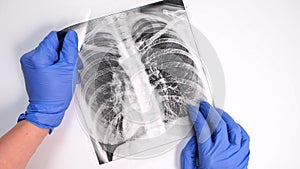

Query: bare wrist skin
left=0, top=120, right=48, bottom=169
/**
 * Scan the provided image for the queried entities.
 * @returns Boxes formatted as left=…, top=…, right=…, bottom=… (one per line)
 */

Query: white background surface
left=0, top=0, right=300, bottom=168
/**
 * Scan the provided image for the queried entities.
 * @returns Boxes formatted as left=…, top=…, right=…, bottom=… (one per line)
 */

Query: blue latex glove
left=181, top=102, right=250, bottom=169
left=18, top=30, right=79, bottom=133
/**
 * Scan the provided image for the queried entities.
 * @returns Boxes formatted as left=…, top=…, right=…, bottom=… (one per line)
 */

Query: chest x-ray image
left=63, top=0, right=213, bottom=165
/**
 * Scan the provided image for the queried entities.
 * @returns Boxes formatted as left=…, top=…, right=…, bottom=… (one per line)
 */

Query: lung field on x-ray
left=69, top=0, right=212, bottom=164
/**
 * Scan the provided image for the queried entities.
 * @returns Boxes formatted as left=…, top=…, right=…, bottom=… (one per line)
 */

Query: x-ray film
left=63, top=0, right=213, bottom=165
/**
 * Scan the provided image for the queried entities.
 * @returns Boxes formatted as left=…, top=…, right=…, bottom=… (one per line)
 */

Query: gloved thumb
left=188, top=105, right=206, bottom=139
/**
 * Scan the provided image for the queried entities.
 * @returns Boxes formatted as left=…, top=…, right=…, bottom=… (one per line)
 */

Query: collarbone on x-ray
left=65, top=0, right=213, bottom=165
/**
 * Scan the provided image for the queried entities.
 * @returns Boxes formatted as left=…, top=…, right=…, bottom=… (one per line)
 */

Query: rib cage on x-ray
left=68, top=1, right=213, bottom=164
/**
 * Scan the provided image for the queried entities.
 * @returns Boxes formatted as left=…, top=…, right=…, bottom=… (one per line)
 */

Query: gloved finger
left=71, top=71, right=80, bottom=94
left=76, top=57, right=83, bottom=70
left=189, top=105, right=212, bottom=147
left=74, top=70, right=81, bottom=84
left=181, top=136, right=197, bottom=169
left=59, top=30, right=78, bottom=65
left=28, top=31, right=59, bottom=68
left=238, top=124, right=250, bottom=147
left=216, top=108, right=242, bottom=145
left=20, top=50, right=35, bottom=67
left=199, top=101, right=227, bottom=143
left=237, top=124, right=250, bottom=165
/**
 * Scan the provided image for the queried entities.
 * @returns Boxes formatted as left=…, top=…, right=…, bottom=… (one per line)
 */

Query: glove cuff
left=17, top=103, right=67, bottom=134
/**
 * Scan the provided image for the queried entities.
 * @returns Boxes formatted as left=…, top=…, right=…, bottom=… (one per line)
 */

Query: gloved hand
left=18, top=30, right=80, bottom=134
left=181, top=101, right=250, bottom=169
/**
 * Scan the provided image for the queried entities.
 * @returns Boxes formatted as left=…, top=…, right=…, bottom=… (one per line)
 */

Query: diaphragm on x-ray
left=63, top=0, right=213, bottom=165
